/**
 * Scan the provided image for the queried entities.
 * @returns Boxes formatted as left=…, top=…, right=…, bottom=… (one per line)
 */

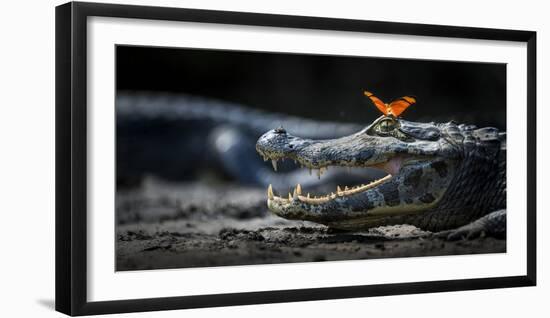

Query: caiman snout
left=256, top=127, right=308, bottom=162
left=257, top=126, right=381, bottom=170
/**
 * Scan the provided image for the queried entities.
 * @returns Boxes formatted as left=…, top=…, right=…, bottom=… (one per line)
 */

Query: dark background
left=117, top=45, right=506, bottom=129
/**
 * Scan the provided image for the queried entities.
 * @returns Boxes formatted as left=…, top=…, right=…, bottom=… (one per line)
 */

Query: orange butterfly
left=364, top=90, right=416, bottom=117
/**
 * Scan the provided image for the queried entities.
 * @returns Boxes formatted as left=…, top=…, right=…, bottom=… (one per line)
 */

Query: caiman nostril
left=274, top=126, right=287, bottom=134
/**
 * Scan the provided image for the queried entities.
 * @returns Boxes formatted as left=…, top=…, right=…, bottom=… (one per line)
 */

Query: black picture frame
left=55, top=1, right=537, bottom=316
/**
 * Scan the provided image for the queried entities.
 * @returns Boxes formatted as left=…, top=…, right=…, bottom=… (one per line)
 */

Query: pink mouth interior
left=372, top=156, right=403, bottom=175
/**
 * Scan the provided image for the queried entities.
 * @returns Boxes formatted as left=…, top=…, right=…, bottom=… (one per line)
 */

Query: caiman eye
left=376, top=118, right=397, bottom=133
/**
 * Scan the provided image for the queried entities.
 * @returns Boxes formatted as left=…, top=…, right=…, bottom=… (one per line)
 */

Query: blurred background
left=117, top=45, right=506, bottom=128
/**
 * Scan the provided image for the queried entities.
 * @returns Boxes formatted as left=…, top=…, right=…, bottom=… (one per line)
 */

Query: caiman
left=256, top=114, right=506, bottom=240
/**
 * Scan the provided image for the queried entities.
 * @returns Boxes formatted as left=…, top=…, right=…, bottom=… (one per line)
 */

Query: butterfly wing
left=388, top=96, right=416, bottom=117
left=364, top=90, right=389, bottom=115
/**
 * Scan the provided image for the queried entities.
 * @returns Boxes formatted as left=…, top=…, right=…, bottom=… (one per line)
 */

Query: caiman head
left=256, top=115, right=465, bottom=230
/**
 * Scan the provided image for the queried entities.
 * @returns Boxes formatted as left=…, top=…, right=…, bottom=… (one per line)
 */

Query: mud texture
left=116, top=179, right=505, bottom=271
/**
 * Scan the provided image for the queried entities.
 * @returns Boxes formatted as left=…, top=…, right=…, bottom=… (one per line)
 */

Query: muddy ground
left=116, top=179, right=506, bottom=271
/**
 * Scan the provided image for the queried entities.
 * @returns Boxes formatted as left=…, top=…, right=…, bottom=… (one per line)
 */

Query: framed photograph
left=55, top=1, right=536, bottom=316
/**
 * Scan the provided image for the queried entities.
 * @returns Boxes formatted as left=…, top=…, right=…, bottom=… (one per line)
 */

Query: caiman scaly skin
left=256, top=115, right=506, bottom=237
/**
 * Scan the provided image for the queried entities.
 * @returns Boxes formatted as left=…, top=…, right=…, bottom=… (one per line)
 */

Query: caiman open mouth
left=260, top=154, right=406, bottom=205
left=254, top=118, right=464, bottom=229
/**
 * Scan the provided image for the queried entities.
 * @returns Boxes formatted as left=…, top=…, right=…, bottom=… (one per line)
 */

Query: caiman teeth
left=271, top=159, right=278, bottom=171
left=316, top=167, right=327, bottom=179
left=292, top=184, right=302, bottom=199
left=267, top=174, right=393, bottom=204
left=267, top=184, right=274, bottom=200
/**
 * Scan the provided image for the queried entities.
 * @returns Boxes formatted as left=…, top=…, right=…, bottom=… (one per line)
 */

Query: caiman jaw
left=268, top=175, right=393, bottom=204
left=262, top=155, right=403, bottom=205
left=255, top=120, right=458, bottom=229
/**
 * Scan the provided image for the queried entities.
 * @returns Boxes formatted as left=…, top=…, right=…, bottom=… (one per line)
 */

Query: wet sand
left=116, top=179, right=506, bottom=271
